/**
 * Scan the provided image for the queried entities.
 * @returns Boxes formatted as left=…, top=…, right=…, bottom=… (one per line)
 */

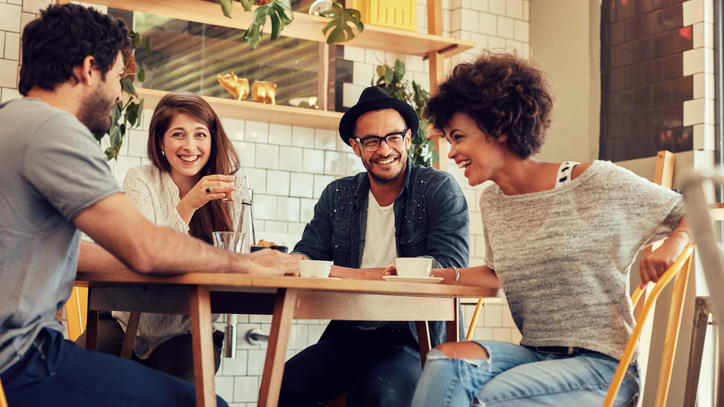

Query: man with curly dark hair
left=0, top=4, right=297, bottom=406
left=410, top=53, right=691, bottom=406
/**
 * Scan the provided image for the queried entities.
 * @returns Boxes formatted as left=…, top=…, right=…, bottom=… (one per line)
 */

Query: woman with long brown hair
left=89, top=91, right=244, bottom=381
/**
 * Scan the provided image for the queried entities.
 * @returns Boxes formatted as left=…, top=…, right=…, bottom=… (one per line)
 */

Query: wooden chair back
left=602, top=244, right=694, bottom=407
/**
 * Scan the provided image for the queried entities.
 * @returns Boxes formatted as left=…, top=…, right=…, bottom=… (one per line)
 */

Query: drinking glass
left=213, top=231, right=246, bottom=253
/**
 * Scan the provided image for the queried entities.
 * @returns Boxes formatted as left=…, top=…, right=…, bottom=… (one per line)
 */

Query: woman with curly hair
left=410, top=53, right=690, bottom=406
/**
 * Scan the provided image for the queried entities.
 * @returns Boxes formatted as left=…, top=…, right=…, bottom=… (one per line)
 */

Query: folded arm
left=639, top=215, right=691, bottom=285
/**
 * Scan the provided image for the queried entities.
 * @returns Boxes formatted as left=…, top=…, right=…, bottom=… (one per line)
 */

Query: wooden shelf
left=86, top=0, right=474, bottom=58
left=137, top=88, right=342, bottom=130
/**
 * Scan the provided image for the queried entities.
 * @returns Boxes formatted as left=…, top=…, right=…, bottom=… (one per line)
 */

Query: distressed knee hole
left=435, top=341, right=488, bottom=359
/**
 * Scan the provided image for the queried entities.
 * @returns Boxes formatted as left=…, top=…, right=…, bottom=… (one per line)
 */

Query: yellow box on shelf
left=347, top=0, right=417, bottom=32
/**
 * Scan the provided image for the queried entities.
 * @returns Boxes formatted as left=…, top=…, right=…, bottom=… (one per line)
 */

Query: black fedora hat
left=339, top=86, right=418, bottom=146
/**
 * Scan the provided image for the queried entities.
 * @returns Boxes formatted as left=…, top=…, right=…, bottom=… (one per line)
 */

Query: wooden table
left=75, top=271, right=500, bottom=407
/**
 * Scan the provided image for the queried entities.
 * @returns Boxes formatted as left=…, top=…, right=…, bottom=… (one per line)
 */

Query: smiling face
left=445, top=112, right=508, bottom=187
left=351, top=109, right=411, bottom=184
left=161, top=113, right=212, bottom=186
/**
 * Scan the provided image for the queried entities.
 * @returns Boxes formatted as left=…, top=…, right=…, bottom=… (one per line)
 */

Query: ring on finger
left=205, top=187, right=212, bottom=193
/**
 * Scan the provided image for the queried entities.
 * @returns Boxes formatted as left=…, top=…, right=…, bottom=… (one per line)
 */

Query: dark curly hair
left=425, top=53, right=553, bottom=158
left=19, top=4, right=130, bottom=95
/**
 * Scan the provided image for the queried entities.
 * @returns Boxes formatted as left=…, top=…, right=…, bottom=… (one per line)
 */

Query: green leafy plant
left=94, top=31, right=150, bottom=160
left=216, top=0, right=293, bottom=49
left=320, top=1, right=364, bottom=44
left=215, top=0, right=362, bottom=49
left=374, top=59, right=436, bottom=167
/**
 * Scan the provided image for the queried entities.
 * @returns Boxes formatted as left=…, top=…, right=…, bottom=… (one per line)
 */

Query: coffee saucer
left=382, top=275, right=444, bottom=284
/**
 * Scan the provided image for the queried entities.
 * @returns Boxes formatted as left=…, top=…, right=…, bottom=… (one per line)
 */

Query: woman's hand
left=639, top=222, right=691, bottom=286
left=176, top=174, right=235, bottom=223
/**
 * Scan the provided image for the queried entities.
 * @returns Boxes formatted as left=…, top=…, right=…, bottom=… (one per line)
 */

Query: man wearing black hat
left=281, top=86, right=469, bottom=407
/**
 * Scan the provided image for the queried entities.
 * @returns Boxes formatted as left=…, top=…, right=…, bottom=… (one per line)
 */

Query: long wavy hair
left=148, top=92, right=240, bottom=243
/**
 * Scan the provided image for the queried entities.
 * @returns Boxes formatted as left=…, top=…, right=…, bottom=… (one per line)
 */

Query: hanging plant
left=215, top=0, right=362, bottom=49
left=93, top=31, right=151, bottom=160
left=374, top=59, right=437, bottom=167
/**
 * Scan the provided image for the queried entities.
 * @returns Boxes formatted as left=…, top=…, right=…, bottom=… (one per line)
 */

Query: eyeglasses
left=355, top=129, right=408, bottom=152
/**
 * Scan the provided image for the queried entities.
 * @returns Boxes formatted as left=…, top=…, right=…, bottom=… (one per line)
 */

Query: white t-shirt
left=360, top=190, right=397, bottom=268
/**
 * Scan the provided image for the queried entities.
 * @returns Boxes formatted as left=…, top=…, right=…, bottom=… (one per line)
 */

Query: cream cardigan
left=113, top=164, right=244, bottom=358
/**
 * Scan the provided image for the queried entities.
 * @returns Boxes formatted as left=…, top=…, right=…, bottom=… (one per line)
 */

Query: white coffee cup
left=299, top=260, right=333, bottom=278
left=395, top=257, right=432, bottom=277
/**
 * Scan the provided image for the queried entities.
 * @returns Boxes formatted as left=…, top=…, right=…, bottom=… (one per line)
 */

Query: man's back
left=0, top=97, right=121, bottom=373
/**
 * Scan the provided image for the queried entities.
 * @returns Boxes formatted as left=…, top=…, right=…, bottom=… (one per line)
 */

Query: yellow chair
left=0, top=376, right=8, bottom=407
left=465, top=298, right=484, bottom=341
left=602, top=244, right=694, bottom=407
left=64, top=284, right=89, bottom=342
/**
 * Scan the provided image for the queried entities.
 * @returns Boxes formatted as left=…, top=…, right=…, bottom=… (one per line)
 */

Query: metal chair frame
left=680, top=170, right=724, bottom=406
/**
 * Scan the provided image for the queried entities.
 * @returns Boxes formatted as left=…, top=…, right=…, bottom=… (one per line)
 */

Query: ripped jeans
left=411, top=340, right=639, bottom=407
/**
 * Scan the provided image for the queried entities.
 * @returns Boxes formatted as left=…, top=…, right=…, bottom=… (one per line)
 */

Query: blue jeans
left=1, top=328, right=229, bottom=407
left=279, top=322, right=422, bottom=407
left=411, top=340, right=639, bottom=407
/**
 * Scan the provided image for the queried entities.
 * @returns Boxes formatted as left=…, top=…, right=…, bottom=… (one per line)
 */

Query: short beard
left=77, top=87, right=114, bottom=134
left=365, top=156, right=407, bottom=184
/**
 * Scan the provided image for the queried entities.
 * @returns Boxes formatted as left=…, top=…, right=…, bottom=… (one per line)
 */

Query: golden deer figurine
left=252, top=81, right=277, bottom=105
left=217, top=72, right=249, bottom=101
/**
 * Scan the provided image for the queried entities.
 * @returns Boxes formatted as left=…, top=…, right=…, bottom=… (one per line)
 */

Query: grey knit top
left=480, top=160, right=685, bottom=360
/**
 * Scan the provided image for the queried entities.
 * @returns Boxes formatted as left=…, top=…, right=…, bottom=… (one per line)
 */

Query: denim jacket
left=293, top=158, right=469, bottom=347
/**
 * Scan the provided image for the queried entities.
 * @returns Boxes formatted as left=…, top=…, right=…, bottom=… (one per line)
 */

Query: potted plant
left=373, top=59, right=437, bottom=167
left=95, top=31, right=151, bottom=160
left=215, top=0, right=363, bottom=49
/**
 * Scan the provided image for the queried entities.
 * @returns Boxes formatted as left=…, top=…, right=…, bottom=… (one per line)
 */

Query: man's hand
left=247, top=249, right=300, bottom=276
left=383, top=262, right=396, bottom=275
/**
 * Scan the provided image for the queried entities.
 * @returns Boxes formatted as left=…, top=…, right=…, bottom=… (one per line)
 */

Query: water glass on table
left=212, top=231, right=246, bottom=253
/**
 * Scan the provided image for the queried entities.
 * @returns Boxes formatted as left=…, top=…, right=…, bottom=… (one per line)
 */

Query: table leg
left=446, top=297, right=461, bottom=343
left=259, top=288, right=297, bottom=407
left=190, top=286, right=216, bottom=407
left=85, top=310, right=98, bottom=351
left=120, top=311, right=140, bottom=359
left=416, top=321, right=431, bottom=368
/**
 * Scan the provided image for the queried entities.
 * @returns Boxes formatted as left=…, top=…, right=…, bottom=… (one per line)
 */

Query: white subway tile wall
left=1, top=0, right=530, bottom=404
left=684, top=0, right=716, bottom=161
